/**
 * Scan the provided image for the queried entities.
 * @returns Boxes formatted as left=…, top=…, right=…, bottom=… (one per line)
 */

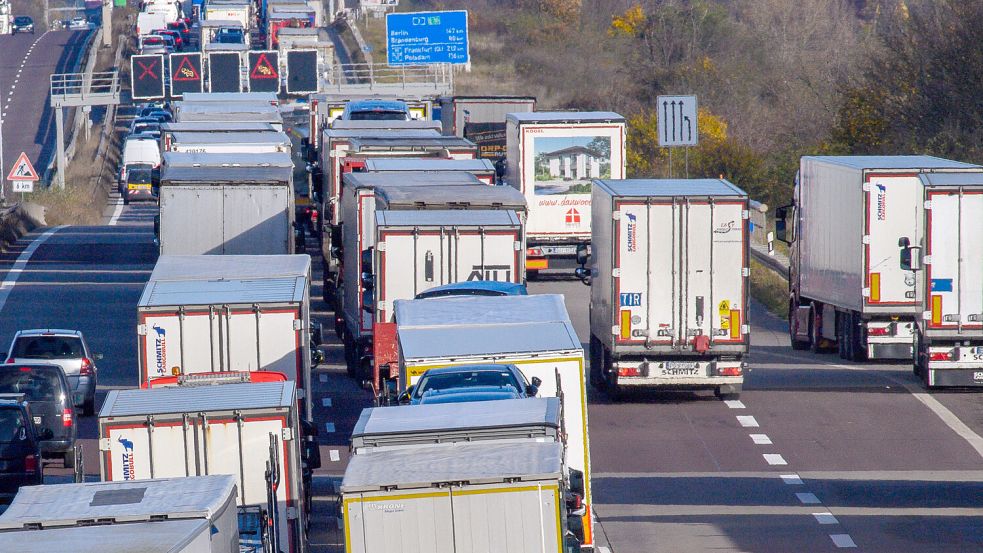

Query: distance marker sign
left=131, top=54, right=165, bottom=100
left=248, top=51, right=280, bottom=93
left=169, top=53, right=203, bottom=97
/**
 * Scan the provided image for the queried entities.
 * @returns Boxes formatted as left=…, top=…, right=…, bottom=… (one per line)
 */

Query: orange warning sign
left=172, top=55, right=200, bottom=81
left=250, top=52, right=278, bottom=79
left=7, top=152, right=39, bottom=182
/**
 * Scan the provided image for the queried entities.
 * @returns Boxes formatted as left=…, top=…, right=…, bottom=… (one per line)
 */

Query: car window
left=348, top=111, right=409, bottom=121
left=15, top=17, right=31, bottom=24
left=0, top=369, right=64, bottom=402
left=0, top=408, right=27, bottom=443
left=415, top=370, right=520, bottom=398
left=12, top=336, right=84, bottom=360
left=128, top=169, right=153, bottom=183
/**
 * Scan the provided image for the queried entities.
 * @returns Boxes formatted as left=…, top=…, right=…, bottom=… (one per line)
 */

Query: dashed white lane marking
left=830, top=534, right=857, bottom=548
left=319, top=373, right=327, bottom=383
left=796, top=492, right=821, bottom=504
left=321, top=397, right=332, bottom=407
left=0, top=226, right=64, bottom=314
left=108, top=199, right=124, bottom=225
left=736, top=415, right=759, bottom=428
left=763, top=453, right=787, bottom=466
left=750, top=434, right=772, bottom=445
left=329, top=449, right=340, bottom=462
left=324, top=422, right=335, bottom=433
left=781, top=474, right=804, bottom=485
left=724, top=399, right=745, bottom=409
left=597, top=548, right=612, bottom=553
left=813, top=512, right=839, bottom=525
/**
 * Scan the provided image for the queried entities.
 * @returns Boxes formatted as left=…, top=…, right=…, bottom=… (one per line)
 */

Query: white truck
left=136, top=254, right=313, bottom=417
left=162, top=151, right=293, bottom=169
left=580, top=179, right=749, bottom=400
left=775, top=156, right=982, bottom=362
left=174, top=104, right=284, bottom=131
left=156, top=165, right=295, bottom=255
left=505, top=112, right=626, bottom=274
left=99, top=381, right=313, bottom=553
left=160, top=122, right=278, bottom=150
left=362, top=157, right=498, bottom=185
left=165, top=131, right=291, bottom=154
left=136, top=10, right=172, bottom=36
left=391, top=293, right=595, bottom=548
left=204, top=0, right=251, bottom=28
left=341, top=442, right=582, bottom=553
left=0, top=476, right=240, bottom=553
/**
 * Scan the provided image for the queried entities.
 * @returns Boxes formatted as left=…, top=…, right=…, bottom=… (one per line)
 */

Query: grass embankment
left=750, top=258, right=787, bottom=320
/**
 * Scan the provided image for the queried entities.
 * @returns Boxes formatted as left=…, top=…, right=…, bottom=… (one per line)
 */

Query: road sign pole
left=668, top=148, right=673, bottom=179
left=0, top=106, right=6, bottom=206
left=55, top=106, right=66, bottom=189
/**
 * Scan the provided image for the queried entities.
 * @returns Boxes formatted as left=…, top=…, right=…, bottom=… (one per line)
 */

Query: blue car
left=402, top=364, right=541, bottom=405
left=414, top=281, right=528, bottom=299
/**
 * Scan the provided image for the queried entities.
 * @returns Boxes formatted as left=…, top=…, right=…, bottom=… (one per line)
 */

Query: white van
left=122, top=135, right=161, bottom=168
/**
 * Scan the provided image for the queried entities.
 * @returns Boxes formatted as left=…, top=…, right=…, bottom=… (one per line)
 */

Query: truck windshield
left=348, top=111, right=409, bottom=121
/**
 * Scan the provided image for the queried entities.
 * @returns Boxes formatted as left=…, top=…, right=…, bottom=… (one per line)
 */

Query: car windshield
left=14, top=17, right=31, bottom=24
left=128, top=169, right=153, bottom=183
left=0, top=408, right=27, bottom=443
left=11, top=336, right=84, bottom=360
left=415, top=370, right=521, bottom=398
left=348, top=111, right=409, bottom=121
left=0, top=369, right=63, bottom=402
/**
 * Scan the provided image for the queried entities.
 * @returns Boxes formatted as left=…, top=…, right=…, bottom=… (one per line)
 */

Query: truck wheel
left=789, top=302, right=809, bottom=350
left=809, top=304, right=826, bottom=354
left=714, top=384, right=741, bottom=401
left=603, top=350, right=621, bottom=401
left=847, top=312, right=867, bottom=362
left=589, top=335, right=606, bottom=389
left=63, top=448, right=76, bottom=469
left=836, top=312, right=847, bottom=359
left=343, top=333, right=356, bottom=378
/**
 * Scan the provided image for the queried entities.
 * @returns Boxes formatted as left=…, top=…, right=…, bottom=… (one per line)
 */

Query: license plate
left=661, top=362, right=702, bottom=377
left=128, top=184, right=151, bottom=190
left=33, top=416, right=41, bottom=425
left=541, top=245, right=577, bottom=256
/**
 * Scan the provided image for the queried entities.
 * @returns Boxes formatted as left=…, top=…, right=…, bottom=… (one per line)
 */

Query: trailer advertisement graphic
left=875, top=183, right=887, bottom=221
left=118, top=436, right=136, bottom=480
left=625, top=212, right=638, bottom=252
left=533, top=136, right=611, bottom=195
left=152, top=325, right=167, bottom=375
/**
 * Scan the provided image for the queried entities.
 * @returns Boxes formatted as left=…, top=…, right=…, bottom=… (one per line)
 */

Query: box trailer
left=98, top=382, right=310, bottom=553
left=582, top=179, right=749, bottom=400
left=775, top=156, right=982, bottom=361
left=204, top=0, right=251, bottom=28
left=505, top=112, right=626, bottom=273
left=341, top=441, right=581, bottom=553
left=362, top=157, right=497, bottom=185
left=163, top=151, right=294, bottom=169
left=165, top=131, right=291, bottom=154
left=136, top=255, right=313, bottom=417
left=438, top=96, right=536, bottom=159
left=174, top=104, right=284, bottom=131
left=391, top=293, right=594, bottom=548
left=346, top=209, right=525, bottom=382
left=180, top=92, right=279, bottom=105
left=351, top=397, right=561, bottom=453
left=157, top=165, right=295, bottom=255
left=906, top=172, right=983, bottom=386
left=0, top=476, right=239, bottom=553
left=160, top=122, right=278, bottom=151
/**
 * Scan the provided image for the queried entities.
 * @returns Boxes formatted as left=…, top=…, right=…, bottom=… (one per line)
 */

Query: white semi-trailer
left=776, top=156, right=982, bottom=362
left=582, top=179, right=749, bottom=400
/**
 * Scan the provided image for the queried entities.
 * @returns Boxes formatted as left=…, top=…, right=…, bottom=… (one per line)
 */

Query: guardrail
left=323, top=62, right=453, bottom=94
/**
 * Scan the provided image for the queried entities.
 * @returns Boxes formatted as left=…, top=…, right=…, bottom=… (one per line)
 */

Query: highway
left=4, top=189, right=983, bottom=551
left=0, top=30, right=89, bottom=196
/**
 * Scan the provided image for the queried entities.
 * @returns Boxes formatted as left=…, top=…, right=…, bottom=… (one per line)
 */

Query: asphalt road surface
left=0, top=30, right=89, bottom=198
left=4, top=161, right=983, bottom=550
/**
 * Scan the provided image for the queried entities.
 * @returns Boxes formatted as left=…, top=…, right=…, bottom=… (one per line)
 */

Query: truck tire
left=603, top=350, right=622, bottom=401
left=836, top=312, right=848, bottom=359
left=714, top=384, right=741, bottom=401
left=847, top=311, right=867, bottom=362
left=589, top=335, right=606, bottom=389
left=63, top=448, right=76, bottom=469
left=789, top=301, right=809, bottom=350
left=809, top=304, right=827, bottom=354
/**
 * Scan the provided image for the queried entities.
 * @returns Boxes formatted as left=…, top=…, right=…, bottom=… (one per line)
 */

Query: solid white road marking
left=736, top=415, right=759, bottom=428
left=813, top=512, right=839, bottom=525
left=796, top=492, right=821, bottom=504
left=781, top=474, right=804, bottom=485
left=329, top=449, right=340, bottom=462
left=830, top=534, right=857, bottom=548
left=0, top=227, right=63, bottom=314
left=763, top=454, right=787, bottom=466
left=108, top=200, right=124, bottom=225
left=724, top=399, right=745, bottom=409
left=321, top=397, right=332, bottom=407
left=324, top=422, right=335, bottom=433
left=750, top=434, right=772, bottom=445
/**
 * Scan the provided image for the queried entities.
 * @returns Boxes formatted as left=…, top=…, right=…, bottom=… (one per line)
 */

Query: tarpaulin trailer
left=136, top=254, right=313, bottom=417
left=157, top=165, right=294, bottom=255
left=505, top=112, right=626, bottom=273
left=392, top=293, right=594, bottom=547
left=165, top=131, right=291, bottom=154
left=98, top=382, right=310, bottom=553
left=162, top=151, right=294, bottom=169
left=362, top=157, right=497, bottom=185
left=341, top=442, right=581, bottom=553
left=584, top=179, right=749, bottom=400
left=776, top=156, right=983, bottom=362
left=351, top=397, right=561, bottom=453
left=0, top=476, right=239, bottom=553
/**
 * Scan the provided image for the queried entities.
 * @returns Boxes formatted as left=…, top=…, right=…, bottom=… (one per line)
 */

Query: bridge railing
left=324, top=62, right=453, bottom=95
left=50, top=71, right=121, bottom=107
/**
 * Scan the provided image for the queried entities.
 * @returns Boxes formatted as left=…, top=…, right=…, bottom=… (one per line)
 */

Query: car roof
left=0, top=399, right=27, bottom=408
left=15, top=329, right=82, bottom=337
left=422, top=364, right=517, bottom=376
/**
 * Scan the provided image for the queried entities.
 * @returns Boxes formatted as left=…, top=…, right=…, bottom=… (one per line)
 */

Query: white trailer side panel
left=222, top=186, right=292, bottom=254
left=160, top=187, right=226, bottom=255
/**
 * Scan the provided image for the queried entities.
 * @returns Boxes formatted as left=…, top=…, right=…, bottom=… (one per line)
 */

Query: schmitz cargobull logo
left=152, top=325, right=167, bottom=375
left=118, top=436, right=137, bottom=480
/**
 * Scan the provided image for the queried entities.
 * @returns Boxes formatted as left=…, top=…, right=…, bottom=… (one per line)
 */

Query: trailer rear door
left=924, top=186, right=983, bottom=331
left=863, top=173, right=921, bottom=307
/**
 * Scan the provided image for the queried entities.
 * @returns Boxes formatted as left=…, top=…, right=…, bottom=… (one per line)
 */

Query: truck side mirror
left=574, top=267, right=591, bottom=286
left=361, top=289, right=374, bottom=313
left=899, top=237, right=922, bottom=271
left=576, top=244, right=589, bottom=266
left=775, top=204, right=794, bottom=244
left=360, top=272, right=374, bottom=290
left=360, top=248, right=373, bottom=274
left=398, top=386, right=413, bottom=404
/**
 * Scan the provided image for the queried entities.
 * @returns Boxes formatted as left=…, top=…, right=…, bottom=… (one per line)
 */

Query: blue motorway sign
left=386, top=10, right=470, bottom=66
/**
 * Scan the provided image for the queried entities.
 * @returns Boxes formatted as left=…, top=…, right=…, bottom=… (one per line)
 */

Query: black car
left=12, top=16, right=34, bottom=34
left=0, top=364, right=77, bottom=468
left=0, top=399, right=44, bottom=503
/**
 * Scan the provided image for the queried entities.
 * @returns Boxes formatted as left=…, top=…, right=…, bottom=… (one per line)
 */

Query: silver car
left=5, top=330, right=100, bottom=416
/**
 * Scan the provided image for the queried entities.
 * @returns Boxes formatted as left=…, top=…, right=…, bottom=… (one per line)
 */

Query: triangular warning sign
left=250, top=53, right=278, bottom=79
left=7, top=152, right=39, bottom=182
left=172, top=55, right=200, bottom=82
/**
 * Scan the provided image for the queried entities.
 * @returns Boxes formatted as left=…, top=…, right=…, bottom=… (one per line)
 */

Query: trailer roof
left=0, top=519, right=210, bottom=552
left=921, top=172, right=983, bottom=187
left=364, top=158, right=495, bottom=172
left=323, top=128, right=441, bottom=141
left=394, top=295, right=581, bottom=359
left=140, top=276, right=306, bottom=307
left=344, top=171, right=483, bottom=188
left=376, top=184, right=526, bottom=210
left=147, top=255, right=311, bottom=282
left=341, top=442, right=563, bottom=492
left=176, top=103, right=282, bottom=118
left=163, top=151, right=293, bottom=168
left=375, top=209, right=521, bottom=228
left=328, top=120, right=442, bottom=131
left=349, top=136, right=476, bottom=150
left=195, top=19, right=242, bottom=28
left=160, top=165, right=292, bottom=184
left=595, top=178, right=747, bottom=198
left=178, top=92, right=275, bottom=104
left=100, top=381, right=296, bottom=417
left=507, top=111, right=625, bottom=124
left=803, top=155, right=980, bottom=170
left=0, top=475, right=236, bottom=529
left=160, top=122, right=277, bottom=133
left=353, top=397, right=560, bottom=438
left=168, top=131, right=290, bottom=145
left=449, top=95, right=537, bottom=102
left=202, top=43, right=249, bottom=52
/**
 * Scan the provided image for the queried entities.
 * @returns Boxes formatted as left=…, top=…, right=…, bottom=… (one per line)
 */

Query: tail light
left=566, top=492, right=583, bottom=511
left=63, top=408, right=73, bottom=427
left=867, top=327, right=890, bottom=336
left=527, top=247, right=544, bottom=257
left=929, top=351, right=954, bottom=362
left=79, top=358, right=94, bottom=377
left=617, top=366, right=641, bottom=377
left=24, top=454, right=38, bottom=473
left=4, top=358, right=12, bottom=364
left=718, top=366, right=742, bottom=376
left=310, top=209, right=319, bottom=224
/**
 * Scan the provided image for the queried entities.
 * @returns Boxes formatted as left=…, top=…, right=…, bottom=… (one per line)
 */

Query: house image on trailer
left=543, top=146, right=602, bottom=181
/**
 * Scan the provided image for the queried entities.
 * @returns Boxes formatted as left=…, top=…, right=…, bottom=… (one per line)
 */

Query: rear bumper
left=125, top=188, right=155, bottom=201
left=611, top=357, right=745, bottom=388
left=867, top=342, right=913, bottom=360
left=926, top=368, right=983, bottom=387
left=615, top=375, right=743, bottom=388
